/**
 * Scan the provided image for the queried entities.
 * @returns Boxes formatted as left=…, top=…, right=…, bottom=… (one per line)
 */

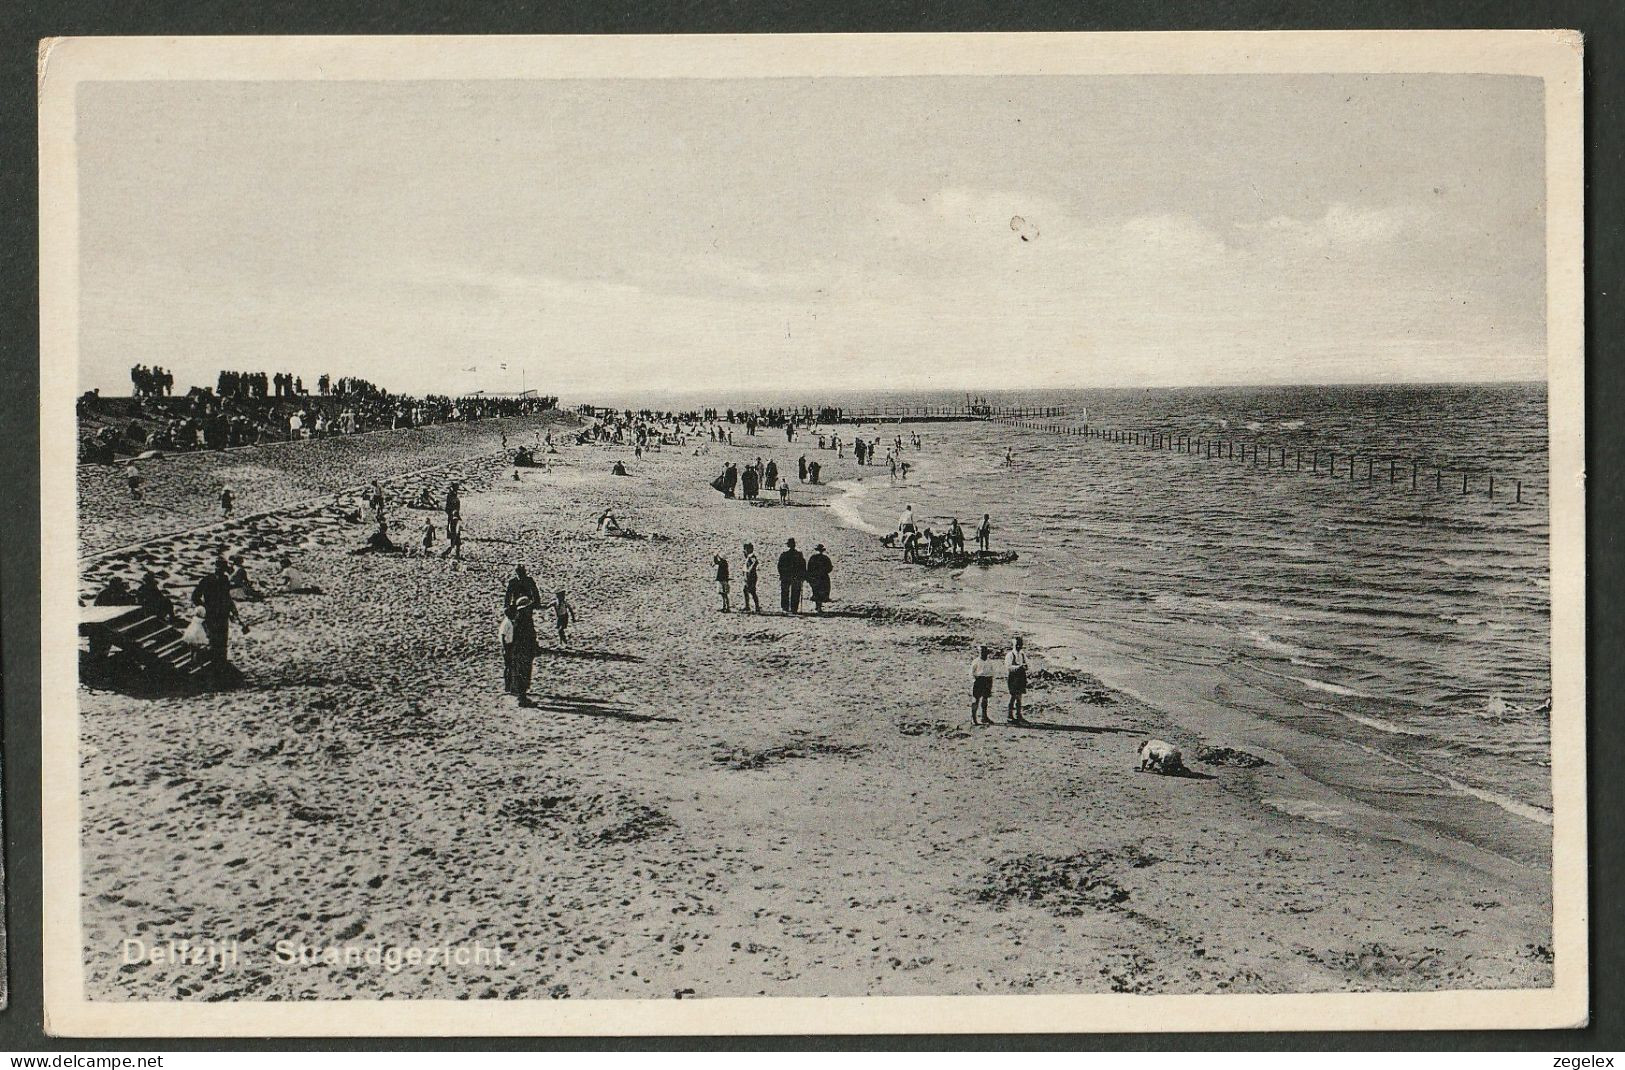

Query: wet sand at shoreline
left=77, top=419, right=1553, bottom=1000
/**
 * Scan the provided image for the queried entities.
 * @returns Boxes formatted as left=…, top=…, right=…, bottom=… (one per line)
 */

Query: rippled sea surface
left=803, top=383, right=1551, bottom=819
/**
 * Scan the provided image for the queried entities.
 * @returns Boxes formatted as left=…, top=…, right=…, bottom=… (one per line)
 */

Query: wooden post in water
left=1437, top=468, right=1443, bottom=492
left=1516, top=480, right=1522, bottom=503
left=1489, top=476, right=1495, bottom=500
left=1462, top=471, right=1469, bottom=495
left=1411, top=462, right=1417, bottom=490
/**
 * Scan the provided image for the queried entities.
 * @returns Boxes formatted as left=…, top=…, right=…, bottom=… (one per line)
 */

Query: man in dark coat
left=503, top=564, right=542, bottom=701
left=805, top=544, right=834, bottom=614
left=191, top=557, right=241, bottom=673
left=777, top=538, right=806, bottom=614
left=741, top=464, right=759, bottom=500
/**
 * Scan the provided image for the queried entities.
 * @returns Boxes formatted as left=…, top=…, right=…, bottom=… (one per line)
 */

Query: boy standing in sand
left=970, top=646, right=996, bottom=725
left=553, top=589, right=577, bottom=645
left=742, top=542, right=761, bottom=613
left=976, top=513, right=992, bottom=552
left=713, top=554, right=731, bottom=612
left=1005, top=637, right=1029, bottom=725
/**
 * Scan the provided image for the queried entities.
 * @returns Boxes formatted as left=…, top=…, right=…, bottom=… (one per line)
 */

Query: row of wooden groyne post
left=987, top=414, right=1531, bottom=505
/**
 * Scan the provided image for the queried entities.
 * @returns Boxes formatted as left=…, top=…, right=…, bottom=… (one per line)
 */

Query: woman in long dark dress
left=503, top=564, right=542, bottom=700
left=805, top=544, right=834, bottom=613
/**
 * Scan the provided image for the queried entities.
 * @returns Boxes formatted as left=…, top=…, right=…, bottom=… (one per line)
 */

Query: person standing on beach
left=777, top=538, right=806, bottom=614
left=807, top=460, right=821, bottom=485
left=553, top=589, right=578, bottom=645
left=741, top=542, right=761, bottom=613
left=502, top=565, right=541, bottom=700
left=220, top=486, right=234, bottom=518
left=970, top=646, right=996, bottom=725
left=949, top=518, right=966, bottom=554
left=798, top=455, right=808, bottom=483
left=805, top=544, right=833, bottom=614
left=778, top=479, right=790, bottom=506
left=445, top=481, right=461, bottom=527
left=126, top=463, right=144, bottom=500
left=714, top=554, right=732, bottom=612
left=441, top=513, right=462, bottom=561
left=191, top=557, right=244, bottom=678
left=976, top=513, right=992, bottom=552
left=1004, top=637, right=1029, bottom=725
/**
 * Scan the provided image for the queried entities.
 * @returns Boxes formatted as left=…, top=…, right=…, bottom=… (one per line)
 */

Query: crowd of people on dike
left=81, top=369, right=559, bottom=463
left=129, top=364, right=174, bottom=398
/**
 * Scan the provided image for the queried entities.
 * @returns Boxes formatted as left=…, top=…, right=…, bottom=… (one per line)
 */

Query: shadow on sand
left=1012, top=720, right=1137, bottom=735
left=537, top=646, right=644, bottom=663
left=524, top=692, right=677, bottom=723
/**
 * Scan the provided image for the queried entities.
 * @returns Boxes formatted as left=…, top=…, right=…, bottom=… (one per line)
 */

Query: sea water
left=613, top=383, right=1552, bottom=859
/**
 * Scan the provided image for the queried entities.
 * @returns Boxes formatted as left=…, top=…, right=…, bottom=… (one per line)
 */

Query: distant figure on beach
left=220, top=486, right=234, bottom=518
left=949, top=518, right=965, bottom=553
left=777, top=538, right=806, bottom=614
left=807, top=460, right=822, bottom=485
left=445, top=481, right=461, bottom=524
left=441, top=514, right=463, bottom=561
left=612, top=460, right=629, bottom=476
left=368, top=481, right=386, bottom=522
left=899, top=505, right=915, bottom=535
left=778, top=479, right=790, bottom=506
left=553, top=589, right=577, bottom=645
left=1003, top=447, right=1015, bottom=467
left=136, top=570, right=174, bottom=621
left=360, top=518, right=401, bottom=554
left=502, top=564, right=541, bottom=701
left=976, top=514, right=992, bottom=551
left=765, top=459, right=778, bottom=490
left=597, top=508, right=623, bottom=533
left=92, top=576, right=135, bottom=606
left=1005, top=637, right=1029, bottom=725
left=126, top=463, right=144, bottom=500
left=902, top=528, right=923, bottom=563
left=899, top=461, right=911, bottom=481
left=228, top=555, right=263, bottom=601
left=741, top=542, right=761, bottom=613
left=276, top=554, right=320, bottom=594
left=970, top=645, right=996, bottom=725
left=798, top=455, right=808, bottom=483
left=191, top=557, right=245, bottom=677
left=420, top=517, right=436, bottom=556
left=741, top=464, right=759, bottom=500
left=806, top=544, right=833, bottom=613
left=713, top=554, right=731, bottom=612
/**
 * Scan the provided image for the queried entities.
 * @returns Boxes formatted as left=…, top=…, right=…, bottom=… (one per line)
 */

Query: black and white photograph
left=37, top=32, right=1585, bottom=1036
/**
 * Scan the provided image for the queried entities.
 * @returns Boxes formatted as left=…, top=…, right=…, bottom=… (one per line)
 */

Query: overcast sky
left=76, top=74, right=1545, bottom=398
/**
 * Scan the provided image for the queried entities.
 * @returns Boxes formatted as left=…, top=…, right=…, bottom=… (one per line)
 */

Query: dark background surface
left=0, top=0, right=1618, bottom=1052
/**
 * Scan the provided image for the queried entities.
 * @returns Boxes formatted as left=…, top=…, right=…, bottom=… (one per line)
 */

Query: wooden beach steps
left=80, top=605, right=215, bottom=691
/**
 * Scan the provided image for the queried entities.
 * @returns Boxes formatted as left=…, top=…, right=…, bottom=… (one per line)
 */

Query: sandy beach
left=76, top=417, right=1554, bottom=1001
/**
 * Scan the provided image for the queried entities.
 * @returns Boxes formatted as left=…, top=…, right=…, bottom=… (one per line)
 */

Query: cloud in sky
left=74, top=74, right=1546, bottom=397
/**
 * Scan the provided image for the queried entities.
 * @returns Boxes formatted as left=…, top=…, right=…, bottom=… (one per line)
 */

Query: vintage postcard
left=39, top=32, right=1585, bottom=1036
